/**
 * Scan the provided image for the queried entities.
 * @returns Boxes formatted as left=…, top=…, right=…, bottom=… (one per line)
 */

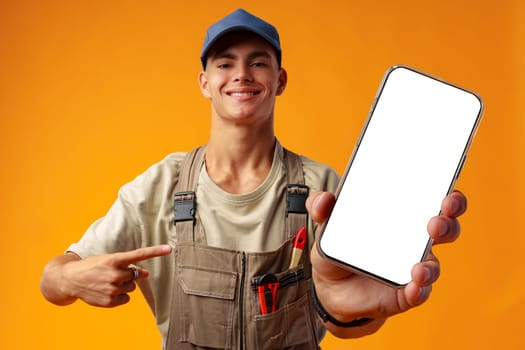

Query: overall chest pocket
left=177, top=265, right=237, bottom=349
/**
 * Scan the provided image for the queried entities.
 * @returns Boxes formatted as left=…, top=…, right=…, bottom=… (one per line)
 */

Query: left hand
left=307, top=190, right=466, bottom=338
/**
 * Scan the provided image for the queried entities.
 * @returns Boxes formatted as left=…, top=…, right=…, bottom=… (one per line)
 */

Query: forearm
left=40, top=252, right=81, bottom=306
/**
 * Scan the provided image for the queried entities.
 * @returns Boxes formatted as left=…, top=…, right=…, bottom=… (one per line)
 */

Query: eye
left=217, top=63, right=230, bottom=69
left=251, top=61, right=267, bottom=68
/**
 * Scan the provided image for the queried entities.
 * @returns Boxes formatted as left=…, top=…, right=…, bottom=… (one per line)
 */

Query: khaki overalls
left=165, top=146, right=323, bottom=349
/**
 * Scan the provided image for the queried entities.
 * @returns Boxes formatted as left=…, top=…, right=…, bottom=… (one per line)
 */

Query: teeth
left=230, top=92, right=255, bottom=97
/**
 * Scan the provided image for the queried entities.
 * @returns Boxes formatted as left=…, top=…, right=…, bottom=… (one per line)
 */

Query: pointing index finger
left=112, top=245, right=172, bottom=266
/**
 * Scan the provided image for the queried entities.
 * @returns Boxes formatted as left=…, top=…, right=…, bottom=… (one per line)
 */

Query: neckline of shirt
left=198, top=142, right=283, bottom=204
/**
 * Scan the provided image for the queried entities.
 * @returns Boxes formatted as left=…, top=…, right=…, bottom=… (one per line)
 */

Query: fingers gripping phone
left=318, top=65, right=483, bottom=287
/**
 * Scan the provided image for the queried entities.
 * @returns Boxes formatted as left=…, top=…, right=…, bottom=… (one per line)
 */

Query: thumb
left=306, top=192, right=336, bottom=224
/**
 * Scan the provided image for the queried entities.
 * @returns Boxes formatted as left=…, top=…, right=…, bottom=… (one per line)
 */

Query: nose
left=233, top=64, right=254, bottom=82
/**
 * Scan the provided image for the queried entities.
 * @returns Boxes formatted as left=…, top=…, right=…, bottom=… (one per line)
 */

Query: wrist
left=57, top=254, right=82, bottom=302
left=311, top=283, right=373, bottom=328
left=41, top=254, right=79, bottom=305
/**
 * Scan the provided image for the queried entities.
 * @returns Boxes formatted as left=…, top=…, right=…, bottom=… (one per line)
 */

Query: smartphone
left=318, top=65, right=483, bottom=287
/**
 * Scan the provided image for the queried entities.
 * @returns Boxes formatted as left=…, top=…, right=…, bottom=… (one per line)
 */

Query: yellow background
left=1, top=0, right=523, bottom=349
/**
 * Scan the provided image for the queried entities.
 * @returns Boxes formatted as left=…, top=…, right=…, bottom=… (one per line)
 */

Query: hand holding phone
left=318, top=66, right=483, bottom=287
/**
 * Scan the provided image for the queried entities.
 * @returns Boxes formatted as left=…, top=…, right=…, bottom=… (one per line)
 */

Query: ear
left=276, top=68, right=288, bottom=96
left=198, top=71, right=211, bottom=99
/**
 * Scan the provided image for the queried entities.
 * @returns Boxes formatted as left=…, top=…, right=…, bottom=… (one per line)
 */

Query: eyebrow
left=212, top=50, right=273, bottom=61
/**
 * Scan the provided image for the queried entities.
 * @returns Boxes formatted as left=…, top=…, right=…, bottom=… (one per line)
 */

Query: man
left=40, top=8, right=466, bottom=349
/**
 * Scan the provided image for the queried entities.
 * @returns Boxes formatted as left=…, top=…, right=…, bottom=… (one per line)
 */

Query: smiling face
left=198, top=31, right=287, bottom=128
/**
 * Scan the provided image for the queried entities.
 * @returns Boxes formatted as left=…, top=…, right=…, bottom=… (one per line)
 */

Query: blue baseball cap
left=200, top=8, right=282, bottom=69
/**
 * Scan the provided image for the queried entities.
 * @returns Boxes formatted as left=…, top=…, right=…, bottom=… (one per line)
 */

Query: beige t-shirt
left=67, top=141, right=339, bottom=341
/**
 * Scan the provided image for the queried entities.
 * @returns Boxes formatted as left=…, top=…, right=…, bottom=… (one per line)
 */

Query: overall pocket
left=177, top=264, right=237, bottom=348
left=254, top=293, right=316, bottom=349
left=251, top=268, right=318, bottom=349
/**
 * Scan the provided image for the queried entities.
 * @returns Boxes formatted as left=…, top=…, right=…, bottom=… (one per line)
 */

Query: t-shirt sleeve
left=302, top=156, right=340, bottom=194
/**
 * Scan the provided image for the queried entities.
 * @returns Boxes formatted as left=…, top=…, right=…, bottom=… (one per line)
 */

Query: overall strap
left=173, top=146, right=206, bottom=244
left=174, top=145, right=308, bottom=243
left=283, top=148, right=309, bottom=240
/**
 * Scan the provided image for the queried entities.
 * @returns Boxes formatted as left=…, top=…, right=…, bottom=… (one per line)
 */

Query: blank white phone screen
left=319, top=66, right=482, bottom=286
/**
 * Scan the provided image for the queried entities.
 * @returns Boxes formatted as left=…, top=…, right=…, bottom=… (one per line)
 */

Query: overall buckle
left=173, top=191, right=196, bottom=224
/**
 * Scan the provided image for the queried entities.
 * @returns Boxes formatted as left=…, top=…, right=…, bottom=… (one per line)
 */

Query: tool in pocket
left=289, top=226, right=306, bottom=269
left=255, top=273, right=279, bottom=315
